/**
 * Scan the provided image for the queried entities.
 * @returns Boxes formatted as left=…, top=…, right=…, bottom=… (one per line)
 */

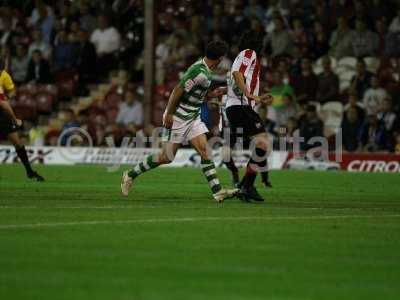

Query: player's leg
left=190, top=133, right=238, bottom=202
left=121, top=142, right=180, bottom=196
left=8, top=131, right=44, bottom=181
left=222, top=144, right=239, bottom=187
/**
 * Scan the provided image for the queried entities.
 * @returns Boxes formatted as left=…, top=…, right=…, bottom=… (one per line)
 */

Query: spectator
left=52, top=29, right=78, bottom=71
left=76, top=30, right=98, bottom=84
left=298, top=104, right=324, bottom=151
left=363, top=75, right=388, bottom=115
left=90, top=14, right=121, bottom=77
left=310, top=20, right=329, bottom=59
left=359, top=115, right=391, bottom=152
left=35, top=4, right=55, bottom=44
left=0, top=18, right=15, bottom=47
left=264, top=17, right=292, bottom=57
left=268, top=70, right=296, bottom=123
left=79, top=2, right=97, bottom=34
left=26, top=49, right=52, bottom=84
left=291, top=57, right=318, bottom=104
left=274, top=94, right=298, bottom=128
left=290, top=18, right=309, bottom=56
left=344, top=92, right=366, bottom=123
left=351, top=58, right=373, bottom=99
left=375, top=19, right=389, bottom=56
left=316, top=56, right=339, bottom=103
left=341, top=106, right=363, bottom=152
left=329, top=17, right=354, bottom=58
left=116, top=89, right=143, bottom=126
left=377, top=97, right=398, bottom=134
left=10, top=45, right=29, bottom=84
left=28, top=29, right=52, bottom=60
left=351, top=19, right=379, bottom=58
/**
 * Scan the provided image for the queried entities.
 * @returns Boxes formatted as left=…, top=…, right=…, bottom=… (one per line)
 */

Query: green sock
left=128, top=155, right=161, bottom=179
left=201, top=159, right=222, bottom=194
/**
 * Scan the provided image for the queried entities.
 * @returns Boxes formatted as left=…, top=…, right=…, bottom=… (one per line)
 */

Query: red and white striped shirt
left=226, top=49, right=260, bottom=109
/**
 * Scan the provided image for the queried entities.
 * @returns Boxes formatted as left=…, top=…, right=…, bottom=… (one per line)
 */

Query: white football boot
left=121, top=171, right=133, bottom=196
left=213, top=188, right=239, bottom=203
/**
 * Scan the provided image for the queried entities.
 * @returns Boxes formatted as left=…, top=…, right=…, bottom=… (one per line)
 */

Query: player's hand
left=163, top=113, right=174, bottom=129
left=260, top=93, right=274, bottom=105
left=246, top=92, right=260, bottom=102
left=15, top=119, right=23, bottom=127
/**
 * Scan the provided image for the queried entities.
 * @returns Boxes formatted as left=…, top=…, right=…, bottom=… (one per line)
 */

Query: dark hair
left=306, top=104, right=317, bottom=112
left=238, top=30, right=264, bottom=54
left=205, top=40, right=228, bottom=60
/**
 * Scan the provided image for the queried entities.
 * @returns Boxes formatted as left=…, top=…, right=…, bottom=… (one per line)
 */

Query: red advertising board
left=338, top=153, right=400, bottom=173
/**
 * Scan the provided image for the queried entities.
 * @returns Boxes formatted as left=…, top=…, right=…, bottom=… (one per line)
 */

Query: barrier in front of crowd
left=0, top=146, right=399, bottom=173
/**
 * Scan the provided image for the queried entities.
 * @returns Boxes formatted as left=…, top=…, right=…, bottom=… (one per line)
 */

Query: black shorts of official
left=225, top=105, right=265, bottom=148
left=0, top=110, right=18, bottom=138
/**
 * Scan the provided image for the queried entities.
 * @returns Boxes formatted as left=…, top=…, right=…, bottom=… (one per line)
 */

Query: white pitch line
left=0, top=214, right=399, bottom=230
left=0, top=206, right=397, bottom=211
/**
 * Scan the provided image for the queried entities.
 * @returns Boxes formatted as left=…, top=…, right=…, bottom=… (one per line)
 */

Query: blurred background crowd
left=0, top=0, right=399, bottom=153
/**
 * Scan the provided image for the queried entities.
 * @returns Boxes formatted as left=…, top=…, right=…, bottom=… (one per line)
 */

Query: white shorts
left=163, top=116, right=208, bottom=144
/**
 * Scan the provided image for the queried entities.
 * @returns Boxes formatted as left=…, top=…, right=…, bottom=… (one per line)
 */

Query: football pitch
left=0, top=164, right=399, bottom=300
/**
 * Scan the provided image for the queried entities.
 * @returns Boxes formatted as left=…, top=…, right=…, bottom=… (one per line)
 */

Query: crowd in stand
left=0, top=0, right=399, bottom=153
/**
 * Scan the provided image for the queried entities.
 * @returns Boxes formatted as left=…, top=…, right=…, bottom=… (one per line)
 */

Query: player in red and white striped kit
left=225, top=31, right=272, bottom=202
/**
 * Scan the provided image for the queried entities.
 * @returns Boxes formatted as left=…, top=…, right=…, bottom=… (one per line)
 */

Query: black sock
left=241, top=163, right=257, bottom=189
left=224, top=156, right=238, bottom=173
left=15, top=146, right=33, bottom=174
left=254, top=147, right=270, bottom=184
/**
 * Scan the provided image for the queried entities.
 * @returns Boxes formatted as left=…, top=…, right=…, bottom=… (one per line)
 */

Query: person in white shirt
left=363, top=75, right=388, bottom=116
left=90, top=14, right=121, bottom=77
left=90, top=15, right=121, bottom=56
left=28, top=30, right=51, bottom=60
left=116, top=89, right=143, bottom=126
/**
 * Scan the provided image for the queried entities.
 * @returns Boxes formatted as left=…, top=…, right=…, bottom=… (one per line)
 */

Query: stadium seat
left=14, top=92, right=37, bottom=120
left=364, top=57, right=379, bottom=73
left=338, top=57, right=357, bottom=70
left=339, top=69, right=356, bottom=82
left=320, top=101, right=344, bottom=136
left=340, top=79, right=352, bottom=92
left=35, top=92, right=54, bottom=114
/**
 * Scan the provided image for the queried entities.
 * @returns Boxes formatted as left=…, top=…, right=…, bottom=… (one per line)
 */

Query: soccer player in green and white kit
left=121, top=41, right=238, bottom=202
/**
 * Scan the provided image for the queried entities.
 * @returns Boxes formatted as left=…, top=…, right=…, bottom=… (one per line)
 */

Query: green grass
left=0, top=164, right=400, bottom=300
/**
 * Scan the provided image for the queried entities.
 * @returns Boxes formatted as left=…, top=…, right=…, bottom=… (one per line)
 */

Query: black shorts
left=0, top=109, right=18, bottom=137
left=225, top=105, right=264, bottom=146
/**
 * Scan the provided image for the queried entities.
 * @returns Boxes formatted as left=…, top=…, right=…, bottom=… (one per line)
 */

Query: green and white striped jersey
left=175, top=58, right=212, bottom=121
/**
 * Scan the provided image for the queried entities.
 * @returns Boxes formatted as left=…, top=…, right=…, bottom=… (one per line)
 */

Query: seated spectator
left=10, top=45, right=29, bottom=84
left=275, top=94, right=298, bottom=128
left=79, top=2, right=97, bottom=34
left=76, top=29, right=98, bottom=84
left=298, top=104, right=324, bottom=151
left=116, top=90, right=143, bottom=126
left=309, top=21, right=329, bottom=59
left=359, top=115, right=391, bottom=152
left=351, top=58, right=373, bottom=99
left=290, top=18, right=309, bottom=56
left=341, top=106, right=363, bottom=152
left=375, top=18, right=389, bottom=56
left=363, top=75, right=388, bottom=115
left=28, top=30, right=52, bottom=60
left=345, top=92, right=366, bottom=123
left=268, top=70, right=297, bottom=124
left=90, top=14, right=121, bottom=77
left=26, top=50, right=52, bottom=84
left=264, top=17, right=292, bottom=57
left=377, top=97, right=399, bottom=134
left=316, top=56, right=339, bottom=103
left=329, top=17, right=354, bottom=58
left=351, top=19, right=379, bottom=58
left=291, top=57, right=318, bottom=104
left=52, top=29, right=78, bottom=71
left=0, top=18, right=16, bottom=47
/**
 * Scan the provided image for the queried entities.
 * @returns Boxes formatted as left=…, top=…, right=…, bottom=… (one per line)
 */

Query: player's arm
left=232, top=71, right=259, bottom=102
left=0, top=97, right=21, bottom=126
left=163, top=84, right=184, bottom=129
